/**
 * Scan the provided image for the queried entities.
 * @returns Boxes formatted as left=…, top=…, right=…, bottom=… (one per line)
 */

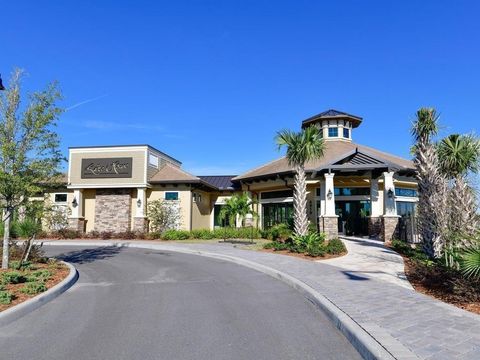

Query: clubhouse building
left=47, top=110, right=418, bottom=241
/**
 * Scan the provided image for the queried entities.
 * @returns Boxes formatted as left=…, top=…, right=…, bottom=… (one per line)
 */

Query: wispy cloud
left=82, top=120, right=163, bottom=131
left=66, top=94, right=108, bottom=111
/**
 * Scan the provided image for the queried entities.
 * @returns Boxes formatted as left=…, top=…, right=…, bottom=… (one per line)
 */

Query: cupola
left=301, top=109, right=362, bottom=142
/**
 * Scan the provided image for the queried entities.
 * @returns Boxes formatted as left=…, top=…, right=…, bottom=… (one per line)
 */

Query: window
left=397, top=201, right=416, bottom=217
left=193, top=193, right=202, bottom=203
left=395, top=188, right=417, bottom=197
left=343, top=128, right=350, bottom=138
left=148, top=153, right=159, bottom=168
left=328, top=127, right=338, bottom=137
left=260, top=190, right=293, bottom=200
left=54, top=193, right=67, bottom=203
left=165, top=192, right=179, bottom=201
left=334, top=187, right=370, bottom=196
left=316, top=188, right=321, bottom=197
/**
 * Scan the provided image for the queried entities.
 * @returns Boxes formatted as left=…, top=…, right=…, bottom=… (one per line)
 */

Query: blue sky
left=2, top=1, right=479, bottom=175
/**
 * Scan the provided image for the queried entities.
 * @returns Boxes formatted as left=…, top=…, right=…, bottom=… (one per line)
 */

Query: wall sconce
left=72, top=197, right=78, bottom=208
left=137, top=198, right=142, bottom=208
left=387, top=189, right=394, bottom=198
left=327, top=189, right=333, bottom=200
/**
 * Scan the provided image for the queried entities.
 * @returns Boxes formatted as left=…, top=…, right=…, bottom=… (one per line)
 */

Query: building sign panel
left=81, top=158, right=133, bottom=179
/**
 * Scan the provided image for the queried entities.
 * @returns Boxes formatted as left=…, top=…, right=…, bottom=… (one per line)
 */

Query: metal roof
left=302, top=109, right=363, bottom=128
left=198, top=176, right=240, bottom=190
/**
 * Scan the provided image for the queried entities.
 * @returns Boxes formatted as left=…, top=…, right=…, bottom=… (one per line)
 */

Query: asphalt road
left=0, top=246, right=361, bottom=360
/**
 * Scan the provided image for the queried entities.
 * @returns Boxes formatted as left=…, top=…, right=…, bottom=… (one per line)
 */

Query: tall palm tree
left=437, top=134, right=480, bottom=240
left=276, top=126, right=325, bottom=236
left=411, top=108, right=448, bottom=259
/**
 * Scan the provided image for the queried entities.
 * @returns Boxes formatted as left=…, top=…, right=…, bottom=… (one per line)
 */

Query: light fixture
left=137, top=198, right=142, bottom=208
left=387, top=189, right=394, bottom=198
left=72, top=197, right=78, bottom=208
left=0, top=74, right=4, bottom=91
left=327, top=189, right=333, bottom=200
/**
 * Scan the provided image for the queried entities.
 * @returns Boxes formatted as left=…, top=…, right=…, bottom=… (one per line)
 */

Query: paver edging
left=38, top=240, right=407, bottom=359
left=0, top=261, right=78, bottom=327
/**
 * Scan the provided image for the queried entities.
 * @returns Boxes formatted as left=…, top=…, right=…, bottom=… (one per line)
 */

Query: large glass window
left=343, top=128, right=350, bottom=138
left=214, top=205, right=230, bottom=227
left=328, top=127, right=338, bottom=137
left=262, top=203, right=293, bottom=229
left=260, top=190, right=293, bottom=200
left=397, top=201, right=416, bottom=216
left=395, top=188, right=417, bottom=197
left=165, top=192, right=179, bottom=201
left=54, top=193, right=67, bottom=203
left=334, top=187, right=370, bottom=196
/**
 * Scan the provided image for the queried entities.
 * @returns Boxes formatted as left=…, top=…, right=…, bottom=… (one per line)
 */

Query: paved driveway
left=0, top=246, right=361, bottom=360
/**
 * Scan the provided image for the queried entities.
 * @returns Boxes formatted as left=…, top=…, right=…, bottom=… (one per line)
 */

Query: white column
left=383, top=171, right=397, bottom=216
left=324, top=173, right=336, bottom=216
left=71, top=189, right=83, bottom=218
left=135, top=188, right=146, bottom=217
left=370, top=178, right=381, bottom=217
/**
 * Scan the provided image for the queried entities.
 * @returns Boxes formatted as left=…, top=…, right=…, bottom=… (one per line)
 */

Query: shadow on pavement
left=56, top=246, right=123, bottom=264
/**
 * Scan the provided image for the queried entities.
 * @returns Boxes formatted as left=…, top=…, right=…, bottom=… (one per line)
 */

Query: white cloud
left=65, top=94, right=108, bottom=111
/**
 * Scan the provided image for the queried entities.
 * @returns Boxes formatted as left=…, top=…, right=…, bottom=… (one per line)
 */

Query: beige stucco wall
left=147, top=186, right=191, bottom=230
left=83, top=189, right=96, bottom=232
left=69, top=149, right=146, bottom=186
left=191, top=191, right=212, bottom=230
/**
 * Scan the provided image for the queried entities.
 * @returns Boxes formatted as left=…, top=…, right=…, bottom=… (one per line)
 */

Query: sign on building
left=81, top=158, right=133, bottom=178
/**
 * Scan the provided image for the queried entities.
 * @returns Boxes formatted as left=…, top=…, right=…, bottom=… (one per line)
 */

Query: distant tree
left=0, top=69, right=63, bottom=268
left=275, top=126, right=325, bottom=236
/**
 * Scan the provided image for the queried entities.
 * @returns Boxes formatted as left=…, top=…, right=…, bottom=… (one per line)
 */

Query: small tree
left=147, top=199, right=181, bottom=232
left=0, top=69, right=63, bottom=269
left=219, top=192, right=257, bottom=228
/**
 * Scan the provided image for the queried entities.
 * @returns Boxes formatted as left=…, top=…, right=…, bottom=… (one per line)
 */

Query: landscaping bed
left=0, top=260, right=69, bottom=312
left=392, top=240, right=480, bottom=315
left=260, top=247, right=346, bottom=261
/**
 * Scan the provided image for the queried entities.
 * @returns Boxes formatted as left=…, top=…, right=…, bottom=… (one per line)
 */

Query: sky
left=2, top=1, right=479, bottom=175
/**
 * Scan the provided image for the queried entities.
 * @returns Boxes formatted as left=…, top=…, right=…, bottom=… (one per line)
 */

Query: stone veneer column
left=133, top=188, right=148, bottom=232
left=319, top=173, right=338, bottom=240
left=381, top=171, right=400, bottom=243
left=368, top=177, right=382, bottom=239
left=68, top=189, right=85, bottom=233
left=94, top=189, right=132, bottom=233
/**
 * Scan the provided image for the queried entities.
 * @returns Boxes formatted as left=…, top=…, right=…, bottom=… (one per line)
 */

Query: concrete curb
left=0, top=261, right=78, bottom=327
left=39, top=241, right=399, bottom=359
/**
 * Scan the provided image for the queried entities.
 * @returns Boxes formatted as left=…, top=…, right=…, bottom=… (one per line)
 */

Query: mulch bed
left=260, top=248, right=347, bottom=261
left=0, top=262, right=69, bottom=312
left=400, top=255, right=480, bottom=315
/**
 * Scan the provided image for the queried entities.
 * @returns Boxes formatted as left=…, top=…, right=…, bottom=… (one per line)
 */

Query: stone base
left=133, top=217, right=148, bottom=233
left=68, top=218, right=85, bottom=233
left=319, top=216, right=338, bottom=240
left=368, top=217, right=382, bottom=239
left=382, top=216, right=400, bottom=243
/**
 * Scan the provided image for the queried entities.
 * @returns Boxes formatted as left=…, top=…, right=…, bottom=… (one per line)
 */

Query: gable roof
left=232, top=140, right=414, bottom=181
left=302, top=109, right=363, bottom=129
left=149, top=163, right=201, bottom=183
left=198, top=176, right=240, bottom=190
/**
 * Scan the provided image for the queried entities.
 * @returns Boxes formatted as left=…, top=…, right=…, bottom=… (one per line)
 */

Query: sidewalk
left=41, top=238, right=480, bottom=359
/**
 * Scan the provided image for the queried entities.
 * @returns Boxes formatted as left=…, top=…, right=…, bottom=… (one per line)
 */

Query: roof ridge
left=160, top=162, right=200, bottom=180
left=354, top=142, right=413, bottom=165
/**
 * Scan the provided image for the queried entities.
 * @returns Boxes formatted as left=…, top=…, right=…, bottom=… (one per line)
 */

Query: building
left=46, top=109, right=417, bottom=241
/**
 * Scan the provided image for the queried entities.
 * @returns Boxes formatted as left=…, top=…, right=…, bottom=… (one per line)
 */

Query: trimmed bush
left=161, top=230, right=191, bottom=240
left=191, top=229, right=216, bottom=240
left=20, top=282, right=47, bottom=295
left=325, top=238, right=347, bottom=255
left=263, top=224, right=292, bottom=241
left=0, top=290, right=14, bottom=305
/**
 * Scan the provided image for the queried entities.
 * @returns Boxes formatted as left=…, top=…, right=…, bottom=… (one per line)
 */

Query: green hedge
left=158, top=227, right=262, bottom=241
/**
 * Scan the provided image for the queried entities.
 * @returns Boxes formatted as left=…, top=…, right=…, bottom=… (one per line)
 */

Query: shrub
left=263, top=242, right=276, bottom=249
left=191, top=229, right=215, bottom=240
left=20, top=282, right=47, bottom=295
left=292, top=232, right=325, bottom=254
left=146, top=231, right=162, bottom=240
left=86, top=230, right=100, bottom=239
left=117, top=231, right=136, bottom=240
left=9, top=260, right=34, bottom=270
left=272, top=241, right=289, bottom=251
left=2, top=271, right=26, bottom=284
left=212, top=227, right=261, bottom=240
left=325, top=238, right=347, bottom=255
left=0, top=290, right=14, bottom=304
left=100, top=231, right=113, bottom=240
left=17, top=219, right=42, bottom=238
left=262, top=224, right=292, bottom=241
left=148, top=199, right=181, bottom=232
left=56, top=229, right=82, bottom=239
left=161, top=229, right=191, bottom=240
left=460, top=247, right=480, bottom=279
left=31, top=269, right=52, bottom=281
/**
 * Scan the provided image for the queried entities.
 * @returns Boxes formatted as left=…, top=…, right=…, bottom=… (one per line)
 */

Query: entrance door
left=335, top=201, right=370, bottom=236
left=262, top=203, right=293, bottom=229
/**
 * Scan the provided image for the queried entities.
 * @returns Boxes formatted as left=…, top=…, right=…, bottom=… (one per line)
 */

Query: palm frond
left=460, top=247, right=480, bottom=279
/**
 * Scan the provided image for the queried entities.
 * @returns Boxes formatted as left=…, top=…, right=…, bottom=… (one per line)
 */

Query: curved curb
left=0, top=261, right=78, bottom=327
left=40, top=241, right=399, bottom=359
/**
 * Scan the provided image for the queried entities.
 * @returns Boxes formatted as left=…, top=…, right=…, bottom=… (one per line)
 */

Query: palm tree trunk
left=2, top=208, right=12, bottom=269
left=293, top=165, right=309, bottom=236
left=449, top=176, right=478, bottom=247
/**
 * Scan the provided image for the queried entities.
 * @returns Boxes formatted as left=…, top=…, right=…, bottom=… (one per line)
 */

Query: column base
left=319, top=216, right=338, bottom=240
left=133, top=217, right=148, bottom=233
left=381, top=216, right=400, bottom=243
left=368, top=216, right=382, bottom=239
left=68, top=218, right=85, bottom=233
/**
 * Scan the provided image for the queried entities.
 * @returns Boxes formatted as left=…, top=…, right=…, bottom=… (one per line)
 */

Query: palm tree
left=411, top=108, right=448, bottom=259
left=219, top=192, right=257, bottom=228
left=437, top=134, right=480, bottom=241
left=276, top=126, right=325, bottom=236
